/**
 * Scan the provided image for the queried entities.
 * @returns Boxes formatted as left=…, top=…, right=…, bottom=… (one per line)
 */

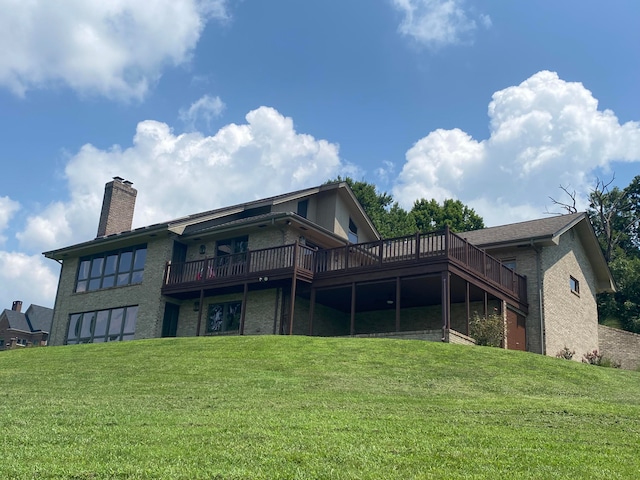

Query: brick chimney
left=97, top=177, right=137, bottom=237
left=12, top=300, right=22, bottom=313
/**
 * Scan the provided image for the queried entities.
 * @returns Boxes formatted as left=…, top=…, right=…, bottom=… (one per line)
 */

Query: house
left=43, top=177, right=617, bottom=362
left=0, top=301, right=54, bottom=350
left=461, top=214, right=615, bottom=357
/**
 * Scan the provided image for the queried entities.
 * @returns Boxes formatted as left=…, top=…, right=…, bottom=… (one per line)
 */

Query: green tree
left=411, top=198, right=485, bottom=233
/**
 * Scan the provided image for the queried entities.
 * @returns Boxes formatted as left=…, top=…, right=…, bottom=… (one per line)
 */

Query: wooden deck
left=161, top=229, right=528, bottom=307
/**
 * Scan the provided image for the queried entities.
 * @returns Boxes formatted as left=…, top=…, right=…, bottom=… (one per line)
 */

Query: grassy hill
left=1, top=336, right=640, bottom=479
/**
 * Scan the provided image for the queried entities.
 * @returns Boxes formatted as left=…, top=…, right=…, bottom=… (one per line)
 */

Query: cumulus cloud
left=0, top=252, right=59, bottom=311
left=179, top=94, right=226, bottom=131
left=17, top=106, right=344, bottom=253
left=391, top=0, right=489, bottom=48
left=0, top=196, right=20, bottom=245
left=0, top=0, right=228, bottom=101
left=393, top=71, right=640, bottom=225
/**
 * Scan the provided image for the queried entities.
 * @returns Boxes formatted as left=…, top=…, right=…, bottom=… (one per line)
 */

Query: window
left=502, top=259, right=516, bottom=271
left=205, top=302, right=242, bottom=334
left=66, top=306, right=138, bottom=344
left=76, top=245, right=147, bottom=292
left=297, top=199, right=309, bottom=218
left=348, top=218, right=358, bottom=244
left=570, top=276, right=580, bottom=295
left=216, top=236, right=248, bottom=257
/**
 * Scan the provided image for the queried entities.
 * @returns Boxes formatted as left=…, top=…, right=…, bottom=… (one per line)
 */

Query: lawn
left=1, top=336, right=639, bottom=479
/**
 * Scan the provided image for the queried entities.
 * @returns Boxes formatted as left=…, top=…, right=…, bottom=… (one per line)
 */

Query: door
left=161, top=303, right=180, bottom=337
left=506, top=308, right=526, bottom=351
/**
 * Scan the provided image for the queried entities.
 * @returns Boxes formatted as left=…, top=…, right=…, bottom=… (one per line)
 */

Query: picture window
left=75, top=245, right=146, bottom=292
left=66, top=306, right=138, bottom=344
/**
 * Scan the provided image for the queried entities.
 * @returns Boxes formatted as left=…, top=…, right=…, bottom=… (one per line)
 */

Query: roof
left=0, top=304, right=53, bottom=334
left=44, top=181, right=379, bottom=260
left=460, top=212, right=585, bottom=247
left=461, top=212, right=615, bottom=294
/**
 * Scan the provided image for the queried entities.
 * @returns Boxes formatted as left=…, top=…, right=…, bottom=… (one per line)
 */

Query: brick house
left=0, top=301, right=53, bottom=350
left=44, top=177, right=620, bottom=362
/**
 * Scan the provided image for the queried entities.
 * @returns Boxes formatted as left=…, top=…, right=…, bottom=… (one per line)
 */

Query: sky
left=0, top=0, right=639, bottom=310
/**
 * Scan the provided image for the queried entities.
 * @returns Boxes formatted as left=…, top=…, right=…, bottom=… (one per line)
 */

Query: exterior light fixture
left=193, top=301, right=200, bottom=312
left=199, top=244, right=206, bottom=255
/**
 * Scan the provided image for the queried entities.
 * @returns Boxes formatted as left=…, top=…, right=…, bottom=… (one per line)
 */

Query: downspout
left=531, top=240, right=545, bottom=355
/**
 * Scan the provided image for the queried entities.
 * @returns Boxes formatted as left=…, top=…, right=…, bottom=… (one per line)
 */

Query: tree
left=411, top=198, right=484, bottom=233
left=327, top=177, right=484, bottom=238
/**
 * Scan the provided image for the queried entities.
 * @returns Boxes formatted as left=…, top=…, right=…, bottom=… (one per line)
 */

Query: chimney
left=12, top=300, right=22, bottom=313
left=97, top=177, right=138, bottom=237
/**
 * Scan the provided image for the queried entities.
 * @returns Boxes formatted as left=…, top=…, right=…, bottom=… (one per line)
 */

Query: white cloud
left=393, top=71, right=640, bottom=225
left=0, top=196, right=20, bottom=245
left=0, top=251, right=59, bottom=312
left=0, top=0, right=228, bottom=101
left=17, top=106, right=344, bottom=253
left=179, top=94, right=226, bottom=131
left=391, top=0, right=489, bottom=48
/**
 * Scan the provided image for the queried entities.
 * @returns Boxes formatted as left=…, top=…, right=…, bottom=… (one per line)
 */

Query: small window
left=348, top=218, right=358, bottom=244
left=502, top=259, right=516, bottom=271
left=570, top=276, right=580, bottom=295
left=297, top=199, right=309, bottom=218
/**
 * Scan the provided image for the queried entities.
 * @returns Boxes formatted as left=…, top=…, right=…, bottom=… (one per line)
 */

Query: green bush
left=469, top=312, right=504, bottom=347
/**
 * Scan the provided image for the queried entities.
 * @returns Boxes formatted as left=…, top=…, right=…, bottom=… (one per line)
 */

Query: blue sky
left=0, top=0, right=639, bottom=309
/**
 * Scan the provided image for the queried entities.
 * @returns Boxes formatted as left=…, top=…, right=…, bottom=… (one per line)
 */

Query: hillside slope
left=1, top=336, right=639, bottom=479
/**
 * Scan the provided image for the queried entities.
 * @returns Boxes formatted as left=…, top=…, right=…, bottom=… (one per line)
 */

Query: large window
left=205, top=302, right=242, bottom=334
left=76, top=245, right=147, bottom=292
left=66, top=306, right=138, bottom=344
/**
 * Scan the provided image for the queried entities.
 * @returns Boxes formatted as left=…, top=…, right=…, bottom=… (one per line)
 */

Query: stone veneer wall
left=541, top=232, right=599, bottom=359
left=598, top=325, right=640, bottom=370
left=48, top=236, right=173, bottom=346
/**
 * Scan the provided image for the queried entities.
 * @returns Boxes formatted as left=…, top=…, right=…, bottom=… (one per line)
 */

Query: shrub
left=555, top=346, right=575, bottom=360
left=469, top=312, right=504, bottom=347
left=582, top=349, right=621, bottom=368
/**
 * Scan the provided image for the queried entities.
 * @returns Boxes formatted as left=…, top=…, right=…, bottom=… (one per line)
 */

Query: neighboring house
left=0, top=301, right=54, bottom=350
left=43, top=177, right=617, bottom=362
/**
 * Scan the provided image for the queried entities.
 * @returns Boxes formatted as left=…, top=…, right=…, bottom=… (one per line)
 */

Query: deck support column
left=288, top=242, right=299, bottom=336
left=195, top=288, right=205, bottom=336
left=240, top=282, right=248, bottom=335
left=441, top=271, right=450, bottom=339
left=395, top=277, right=401, bottom=332
left=308, top=287, right=316, bottom=336
left=483, top=291, right=488, bottom=319
left=350, top=282, right=356, bottom=336
left=465, top=281, right=470, bottom=336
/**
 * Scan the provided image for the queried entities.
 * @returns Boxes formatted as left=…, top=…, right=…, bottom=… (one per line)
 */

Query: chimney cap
left=123, top=180, right=133, bottom=186
left=113, top=176, right=125, bottom=182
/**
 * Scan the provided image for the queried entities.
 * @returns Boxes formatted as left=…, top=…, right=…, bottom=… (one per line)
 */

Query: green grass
left=1, top=336, right=640, bottom=479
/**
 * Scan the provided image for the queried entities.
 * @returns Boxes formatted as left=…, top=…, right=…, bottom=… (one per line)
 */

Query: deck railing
left=163, top=229, right=527, bottom=302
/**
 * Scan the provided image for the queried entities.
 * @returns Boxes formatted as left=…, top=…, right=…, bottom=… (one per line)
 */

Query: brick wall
left=542, top=231, right=599, bottom=359
left=48, top=236, right=173, bottom=345
left=598, top=325, right=640, bottom=370
left=97, top=178, right=137, bottom=237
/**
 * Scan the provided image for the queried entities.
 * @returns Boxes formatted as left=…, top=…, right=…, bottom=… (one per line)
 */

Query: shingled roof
left=461, top=212, right=615, bottom=293
left=461, top=212, right=585, bottom=248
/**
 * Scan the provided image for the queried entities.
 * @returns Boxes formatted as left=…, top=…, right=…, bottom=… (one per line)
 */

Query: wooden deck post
left=395, top=276, right=401, bottom=332
left=240, top=282, right=248, bottom=335
left=465, top=281, right=470, bottom=336
left=195, top=288, right=205, bottom=336
left=441, top=271, right=451, bottom=337
left=288, top=242, right=299, bottom=336
left=415, top=231, right=421, bottom=260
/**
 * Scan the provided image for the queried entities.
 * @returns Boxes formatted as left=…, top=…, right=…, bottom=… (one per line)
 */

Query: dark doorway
left=162, top=303, right=180, bottom=337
